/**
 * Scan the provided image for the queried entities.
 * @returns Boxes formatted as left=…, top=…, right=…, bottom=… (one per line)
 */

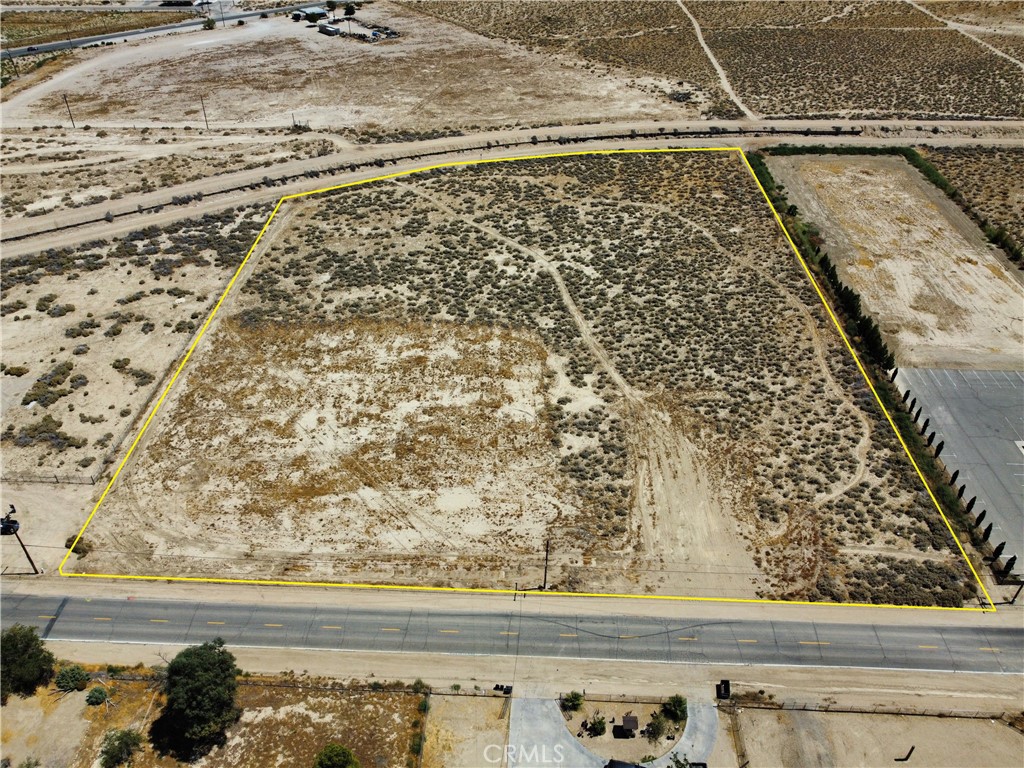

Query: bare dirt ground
left=767, top=154, right=1024, bottom=369
left=0, top=204, right=270, bottom=481
left=423, top=694, right=509, bottom=768
left=0, top=5, right=686, bottom=130
left=65, top=151, right=976, bottom=606
left=736, top=708, right=1022, bottom=768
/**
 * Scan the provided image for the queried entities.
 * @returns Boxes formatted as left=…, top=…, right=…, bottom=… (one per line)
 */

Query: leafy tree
left=150, top=638, right=239, bottom=758
left=646, top=712, right=668, bottom=744
left=662, top=694, right=687, bottom=722
left=561, top=690, right=583, bottom=711
left=587, top=715, right=606, bottom=737
left=202, top=17, right=216, bottom=30
left=325, top=0, right=337, bottom=10
left=1, top=624, right=55, bottom=704
left=344, top=3, right=356, bottom=16
left=56, top=664, right=91, bottom=692
left=99, top=728, right=143, bottom=768
left=87, top=686, right=109, bottom=706
left=313, top=743, right=360, bottom=768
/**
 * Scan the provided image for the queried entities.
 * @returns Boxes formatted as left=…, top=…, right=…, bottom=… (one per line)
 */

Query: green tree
left=313, top=743, right=360, bottom=768
left=325, top=0, right=337, bottom=10
left=662, top=694, right=687, bottom=722
left=344, top=3, right=356, bottom=16
left=202, top=17, right=216, bottom=30
left=99, top=728, right=143, bottom=768
left=56, top=664, right=91, bottom=692
left=587, top=715, right=606, bottom=737
left=646, top=712, right=668, bottom=744
left=561, top=690, right=584, bottom=712
left=150, top=638, right=239, bottom=757
left=1, top=624, right=55, bottom=704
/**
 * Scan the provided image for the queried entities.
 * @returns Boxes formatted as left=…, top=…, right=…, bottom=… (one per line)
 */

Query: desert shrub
left=55, top=664, right=90, bottom=692
left=99, top=728, right=143, bottom=768
left=663, top=694, right=687, bottom=722
left=562, top=690, right=584, bottom=711
left=313, top=743, right=360, bottom=768
left=86, top=686, right=109, bottom=705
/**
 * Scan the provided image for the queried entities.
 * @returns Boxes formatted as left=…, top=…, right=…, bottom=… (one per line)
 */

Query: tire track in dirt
left=397, top=180, right=736, bottom=570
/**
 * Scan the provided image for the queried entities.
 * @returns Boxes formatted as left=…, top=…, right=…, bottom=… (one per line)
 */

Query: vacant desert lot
left=0, top=205, right=271, bottom=481
left=410, top=0, right=1024, bottom=119
left=70, top=151, right=974, bottom=606
left=737, top=707, right=1022, bottom=768
left=767, top=154, right=1024, bottom=369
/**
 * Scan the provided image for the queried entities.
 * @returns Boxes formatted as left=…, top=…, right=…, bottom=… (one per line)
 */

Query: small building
left=612, top=714, right=639, bottom=739
left=293, top=7, right=327, bottom=21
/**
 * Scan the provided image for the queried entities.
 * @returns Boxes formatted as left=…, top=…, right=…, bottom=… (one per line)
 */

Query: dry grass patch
left=0, top=10, right=193, bottom=46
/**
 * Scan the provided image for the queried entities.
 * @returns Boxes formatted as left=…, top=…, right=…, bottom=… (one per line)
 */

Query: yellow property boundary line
left=58, top=147, right=995, bottom=612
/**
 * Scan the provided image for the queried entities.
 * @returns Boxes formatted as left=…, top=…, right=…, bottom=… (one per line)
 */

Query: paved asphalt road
left=2, top=595, right=1020, bottom=675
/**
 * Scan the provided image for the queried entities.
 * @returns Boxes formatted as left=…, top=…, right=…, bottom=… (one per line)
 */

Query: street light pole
left=62, top=94, right=76, bottom=128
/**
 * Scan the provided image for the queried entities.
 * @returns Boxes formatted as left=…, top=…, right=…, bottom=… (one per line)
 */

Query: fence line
left=725, top=699, right=1008, bottom=720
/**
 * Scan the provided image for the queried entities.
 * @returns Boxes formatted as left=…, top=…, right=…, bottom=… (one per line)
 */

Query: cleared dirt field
left=737, top=708, right=1023, bottom=768
left=0, top=6, right=685, bottom=130
left=69, top=151, right=975, bottom=606
left=423, top=694, right=509, bottom=768
left=767, top=154, right=1024, bottom=369
left=0, top=672, right=424, bottom=768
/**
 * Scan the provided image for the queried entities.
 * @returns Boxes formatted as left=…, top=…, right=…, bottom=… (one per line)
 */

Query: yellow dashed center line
left=799, top=641, right=830, bottom=646
left=738, top=639, right=758, bottom=644
left=979, top=647, right=1000, bottom=652
left=618, top=635, right=638, bottom=639
left=380, top=627, right=402, bottom=632
left=264, top=623, right=283, bottom=628
left=38, top=615, right=57, bottom=620
left=149, top=619, right=169, bottom=623
left=500, top=631, right=518, bottom=636
left=677, top=636, right=696, bottom=641
left=321, top=625, right=343, bottom=630
left=439, top=629, right=460, bottom=634
left=559, top=633, right=578, bottom=638
left=93, top=617, right=112, bottom=621
left=918, top=645, right=939, bottom=649
left=207, top=621, right=225, bottom=625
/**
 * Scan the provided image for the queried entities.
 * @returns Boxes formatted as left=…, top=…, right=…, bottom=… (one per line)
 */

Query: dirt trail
left=396, top=180, right=736, bottom=567
left=676, top=0, right=758, bottom=120
left=906, top=0, right=1024, bottom=68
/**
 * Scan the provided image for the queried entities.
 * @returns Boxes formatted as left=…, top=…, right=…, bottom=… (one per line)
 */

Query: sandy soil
left=60, top=151, right=976, bottom=607
left=423, top=694, right=509, bottom=768
left=0, top=4, right=686, bottom=130
left=0, top=204, right=270, bottom=481
left=567, top=699, right=684, bottom=762
left=0, top=680, right=91, bottom=768
left=737, top=708, right=1023, bottom=768
left=767, top=154, right=1024, bottom=369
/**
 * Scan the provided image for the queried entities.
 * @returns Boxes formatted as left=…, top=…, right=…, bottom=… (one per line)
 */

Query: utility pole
left=13, top=530, right=41, bottom=575
left=62, top=94, right=76, bottom=128
left=199, top=94, right=210, bottom=130
left=542, top=538, right=550, bottom=590
left=219, top=1, right=227, bottom=28
left=5, top=50, right=20, bottom=79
